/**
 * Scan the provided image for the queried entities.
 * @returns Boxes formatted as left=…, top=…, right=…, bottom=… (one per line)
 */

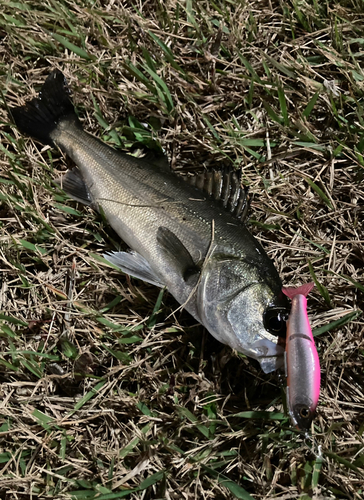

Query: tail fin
left=282, top=282, right=315, bottom=300
left=10, top=70, right=80, bottom=145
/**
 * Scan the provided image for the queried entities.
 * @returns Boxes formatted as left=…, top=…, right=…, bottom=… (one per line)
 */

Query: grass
left=0, top=0, right=363, bottom=498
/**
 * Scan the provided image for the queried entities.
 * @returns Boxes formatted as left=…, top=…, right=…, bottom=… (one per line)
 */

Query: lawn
left=0, top=0, right=363, bottom=498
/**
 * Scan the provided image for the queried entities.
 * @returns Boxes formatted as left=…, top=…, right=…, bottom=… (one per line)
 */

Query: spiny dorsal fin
left=180, top=168, right=249, bottom=222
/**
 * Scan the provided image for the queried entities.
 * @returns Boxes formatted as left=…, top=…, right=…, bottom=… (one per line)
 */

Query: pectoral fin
left=156, top=227, right=200, bottom=285
left=103, top=251, right=164, bottom=287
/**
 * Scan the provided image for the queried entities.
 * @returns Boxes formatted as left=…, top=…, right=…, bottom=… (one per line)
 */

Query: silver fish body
left=11, top=70, right=289, bottom=373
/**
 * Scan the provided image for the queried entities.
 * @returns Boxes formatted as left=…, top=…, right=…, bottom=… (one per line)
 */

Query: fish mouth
left=249, top=338, right=285, bottom=373
left=258, top=352, right=285, bottom=373
left=251, top=338, right=285, bottom=357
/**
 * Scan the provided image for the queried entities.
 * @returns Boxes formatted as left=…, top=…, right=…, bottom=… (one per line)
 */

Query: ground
left=0, top=0, right=363, bottom=499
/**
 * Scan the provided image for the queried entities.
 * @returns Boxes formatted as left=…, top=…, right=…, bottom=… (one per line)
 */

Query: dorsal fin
left=180, top=168, right=249, bottom=222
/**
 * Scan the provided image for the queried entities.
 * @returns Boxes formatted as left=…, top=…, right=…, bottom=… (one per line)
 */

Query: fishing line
left=96, top=196, right=175, bottom=209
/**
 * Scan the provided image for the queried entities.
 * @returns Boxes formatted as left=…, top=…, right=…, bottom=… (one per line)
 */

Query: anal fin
left=103, top=250, right=164, bottom=288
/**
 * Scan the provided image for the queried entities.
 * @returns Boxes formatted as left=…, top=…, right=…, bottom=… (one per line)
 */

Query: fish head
left=197, top=255, right=289, bottom=373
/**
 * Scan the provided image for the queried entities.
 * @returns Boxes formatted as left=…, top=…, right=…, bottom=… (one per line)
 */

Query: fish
left=10, top=70, right=289, bottom=373
left=282, top=282, right=320, bottom=431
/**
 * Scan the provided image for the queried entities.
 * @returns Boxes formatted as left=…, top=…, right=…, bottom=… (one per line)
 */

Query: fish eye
left=300, top=407, right=310, bottom=419
left=263, top=307, right=287, bottom=336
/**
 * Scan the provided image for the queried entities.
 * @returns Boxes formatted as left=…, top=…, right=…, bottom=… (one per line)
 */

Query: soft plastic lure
left=282, top=283, right=320, bottom=431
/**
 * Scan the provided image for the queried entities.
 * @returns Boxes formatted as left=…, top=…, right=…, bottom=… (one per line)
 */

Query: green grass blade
left=305, top=178, right=333, bottom=209
left=0, top=452, right=12, bottom=464
left=263, top=52, right=296, bottom=78
left=60, top=338, right=79, bottom=359
left=147, top=288, right=165, bottom=328
left=237, top=52, right=263, bottom=84
left=324, top=451, right=364, bottom=475
left=292, top=142, right=325, bottom=151
left=119, top=437, right=140, bottom=459
left=19, top=239, right=47, bottom=255
left=0, top=358, right=18, bottom=371
left=147, top=31, right=186, bottom=75
left=313, top=310, right=361, bottom=337
left=303, top=91, right=320, bottom=118
left=278, top=84, right=289, bottom=125
left=308, top=260, right=332, bottom=307
left=201, top=465, right=254, bottom=500
left=0, top=314, right=27, bottom=326
left=138, top=470, right=165, bottom=489
left=0, top=324, right=16, bottom=338
left=329, top=273, right=364, bottom=293
left=263, top=101, right=283, bottom=125
left=143, top=65, right=174, bottom=112
left=177, top=407, right=210, bottom=438
left=71, top=380, right=107, bottom=414
left=312, top=454, right=323, bottom=488
left=50, top=32, right=95, bottom=60
left=231, top=411, right=286, bottom=420
left=20, top=358, right=43, bottom=378
left=123, top=60, right=155, bottom=91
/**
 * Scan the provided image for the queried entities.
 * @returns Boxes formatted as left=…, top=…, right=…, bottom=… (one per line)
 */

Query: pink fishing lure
left=282, top=283, right=320, bottom=431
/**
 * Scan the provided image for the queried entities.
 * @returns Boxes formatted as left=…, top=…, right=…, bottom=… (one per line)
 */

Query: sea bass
left=11, top=70, right=288, bottom=373
left=283, top=283, right=320, bottom=431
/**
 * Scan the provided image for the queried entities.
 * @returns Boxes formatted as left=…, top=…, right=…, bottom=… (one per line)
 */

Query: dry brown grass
left=0, top=0, right=363, bottom=498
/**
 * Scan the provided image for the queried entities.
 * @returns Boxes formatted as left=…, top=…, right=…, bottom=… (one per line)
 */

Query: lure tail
left=10, top=70, right=80, bottom=145
left=282, top=282, right=314, bottom=300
